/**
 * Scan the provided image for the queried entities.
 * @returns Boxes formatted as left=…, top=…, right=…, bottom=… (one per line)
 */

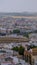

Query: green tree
left=13, top=29, right=20, bottom=34
left=11, top=46, right=25, bottom=56
left=18, top=46, right=25, bottom=55
left=11, top=46, right=18, bottom=52
left=23, top=33, right=29, bottom=38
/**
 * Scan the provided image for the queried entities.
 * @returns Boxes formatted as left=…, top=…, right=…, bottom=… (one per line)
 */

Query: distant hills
left=0, top=12, right=37, bottom=17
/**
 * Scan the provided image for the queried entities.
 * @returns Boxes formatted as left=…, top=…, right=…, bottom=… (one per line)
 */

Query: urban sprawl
left=0, top=15, right=37, bottom=65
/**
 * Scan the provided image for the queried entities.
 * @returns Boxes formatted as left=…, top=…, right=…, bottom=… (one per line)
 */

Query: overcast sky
left=0, top=0, right=37, bottom=12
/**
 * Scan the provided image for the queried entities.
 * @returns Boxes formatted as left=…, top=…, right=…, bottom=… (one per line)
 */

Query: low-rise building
left=24, top=48, right=37, bottom=65
left=29, top=33, right=37, bottom=46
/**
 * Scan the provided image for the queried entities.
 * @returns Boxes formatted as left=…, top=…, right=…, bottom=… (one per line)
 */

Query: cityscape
left=0, top=0, right=37, bottom=65
left=0, top=13, right=37, bottom=65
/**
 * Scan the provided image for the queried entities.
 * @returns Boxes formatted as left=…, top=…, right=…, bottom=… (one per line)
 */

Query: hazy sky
left=0, top=0, right=37, bottom=12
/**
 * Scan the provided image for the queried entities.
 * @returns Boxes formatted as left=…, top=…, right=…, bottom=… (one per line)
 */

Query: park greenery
left=18, top=46, right=25, bottom=55
left=11, top=46, right=25, bottom=55
left=12, top=46, right=18, bottom=52
left=23, top=33, right=29, bottom=38
left=13, top=29, right=29, bottom=38
left=13, top=29, right=20, bottom=34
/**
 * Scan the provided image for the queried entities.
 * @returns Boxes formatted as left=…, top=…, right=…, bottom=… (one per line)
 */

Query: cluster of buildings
left=0, top=49, right=26, bottom=65
left=0, top=16, right=37, bottom=65
left=0, top=42, right=29, bottom=65
left=0, top=33, right=37, bottom=65
left=0, top=17, right=37, bottom=34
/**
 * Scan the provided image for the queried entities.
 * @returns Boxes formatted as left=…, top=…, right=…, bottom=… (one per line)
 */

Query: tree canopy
left=13, top=29, right=20, bottom=34
left=11, top=46, right=25, bottom=55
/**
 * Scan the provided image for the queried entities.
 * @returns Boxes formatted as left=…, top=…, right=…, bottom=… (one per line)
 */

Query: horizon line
left=0, top=11, right=37, bottom=13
